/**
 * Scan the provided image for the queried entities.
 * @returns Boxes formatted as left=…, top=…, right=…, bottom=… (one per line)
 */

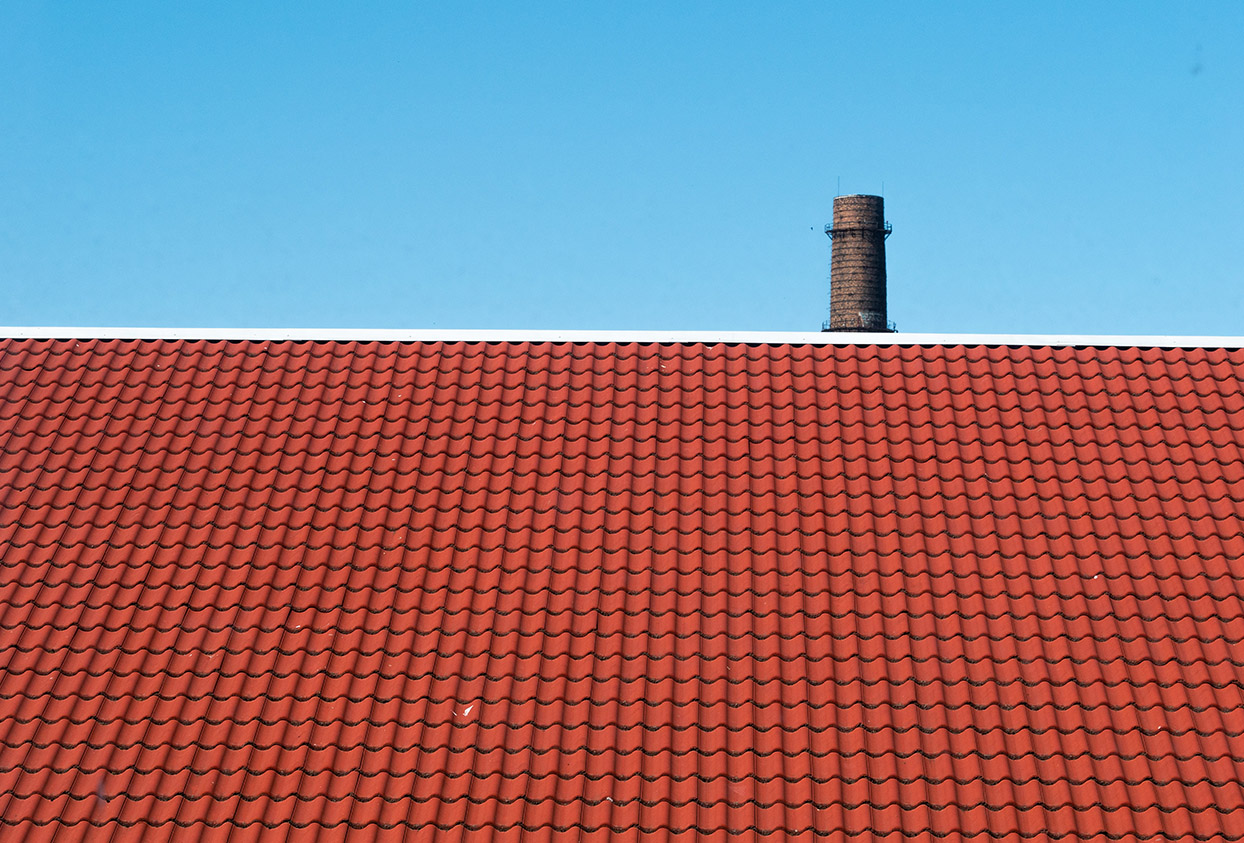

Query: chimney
left=823, top=194, right=893, bottom=332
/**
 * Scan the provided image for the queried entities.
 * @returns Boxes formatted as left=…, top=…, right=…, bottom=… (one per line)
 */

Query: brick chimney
left=823, top=194, right=893, bottom=332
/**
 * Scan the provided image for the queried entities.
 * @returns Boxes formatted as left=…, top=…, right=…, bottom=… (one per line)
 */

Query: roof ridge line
left=2, top=327, right=1244, bottom=348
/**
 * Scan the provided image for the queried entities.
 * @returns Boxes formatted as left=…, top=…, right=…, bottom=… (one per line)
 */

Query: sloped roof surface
left=2, top=337, right=1244, bottom=842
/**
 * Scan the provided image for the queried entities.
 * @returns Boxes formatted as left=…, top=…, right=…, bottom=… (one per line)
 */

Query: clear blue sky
left=2, top=3, right=1241, bottom=334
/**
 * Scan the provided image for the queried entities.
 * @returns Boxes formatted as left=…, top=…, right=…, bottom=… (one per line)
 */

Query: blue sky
left=2, top=3, right=1241, bottom=334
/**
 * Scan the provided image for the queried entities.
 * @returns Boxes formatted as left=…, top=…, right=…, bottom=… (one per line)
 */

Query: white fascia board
left=2, top=327, right=1244, bottom=349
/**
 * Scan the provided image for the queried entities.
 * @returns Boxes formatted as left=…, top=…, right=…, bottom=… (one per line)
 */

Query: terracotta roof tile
left=3, top=338, right=1244, bottom=840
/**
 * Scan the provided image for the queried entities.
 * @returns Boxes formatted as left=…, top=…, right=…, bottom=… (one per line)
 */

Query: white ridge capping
left=2, top=327, right=1244, bottom=349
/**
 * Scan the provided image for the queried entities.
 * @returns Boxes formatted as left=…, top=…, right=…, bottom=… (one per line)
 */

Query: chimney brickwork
left=825, top=194, right=892, bottom=332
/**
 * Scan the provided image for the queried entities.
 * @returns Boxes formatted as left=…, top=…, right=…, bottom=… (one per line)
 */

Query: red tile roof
left=2, top=337, right=1243, bottom=842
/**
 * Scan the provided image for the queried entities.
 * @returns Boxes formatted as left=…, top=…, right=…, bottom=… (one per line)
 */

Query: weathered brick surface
left=827, top=194, right=888, bottom=332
